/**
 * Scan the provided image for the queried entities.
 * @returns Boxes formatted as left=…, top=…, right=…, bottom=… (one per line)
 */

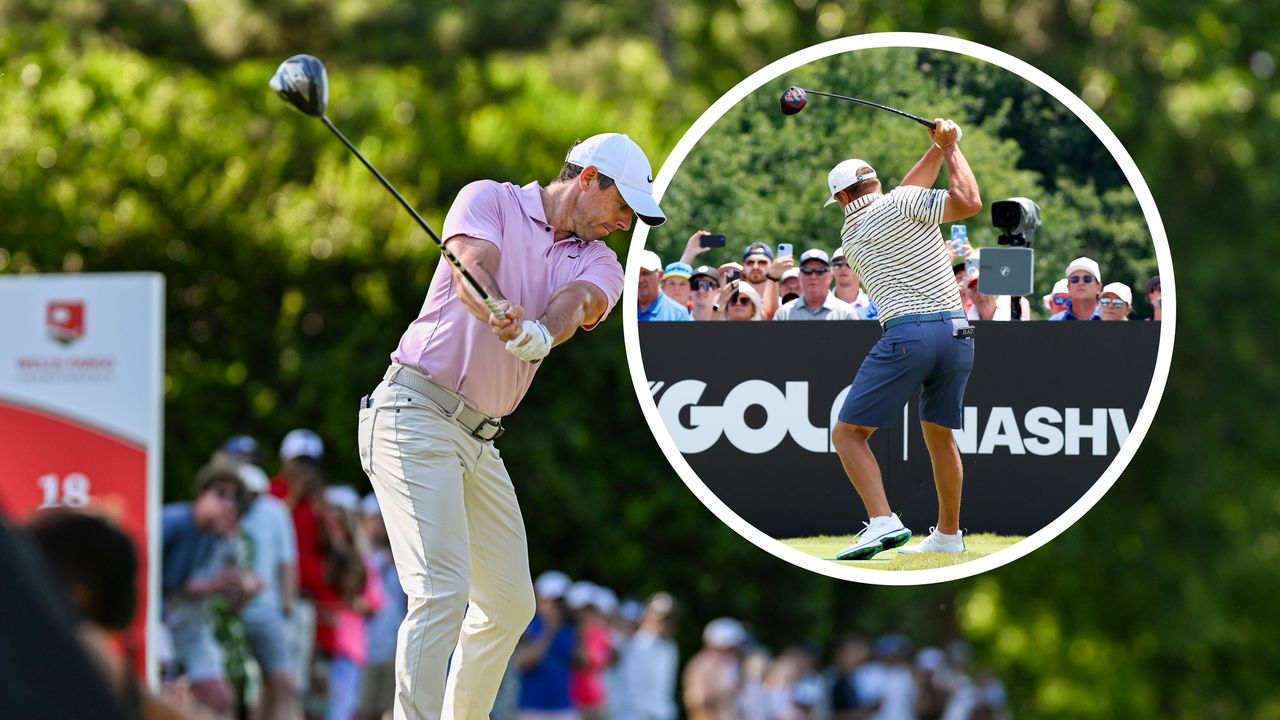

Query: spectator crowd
left=638, top=232, right=1161, bottom=324
left=7, top=427, right=1012, bottom=720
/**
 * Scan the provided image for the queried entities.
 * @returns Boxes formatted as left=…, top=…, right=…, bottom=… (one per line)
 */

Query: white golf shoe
left=835, top=513, right=912, bottom=561
left=898, top=527, right=967, bottom=555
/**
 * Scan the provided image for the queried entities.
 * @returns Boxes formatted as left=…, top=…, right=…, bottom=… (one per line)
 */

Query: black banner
left=639, top=321, right=1160, bottom=538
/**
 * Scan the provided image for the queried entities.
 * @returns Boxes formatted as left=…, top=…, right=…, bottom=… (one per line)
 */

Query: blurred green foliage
left=1, top=0, right=1278, bottom=716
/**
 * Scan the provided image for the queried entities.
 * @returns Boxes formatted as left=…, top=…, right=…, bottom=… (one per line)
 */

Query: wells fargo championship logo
left=46, top=300, right=85, bottom=346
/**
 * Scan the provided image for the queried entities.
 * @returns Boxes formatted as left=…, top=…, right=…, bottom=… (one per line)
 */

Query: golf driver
left=780, top=85, right=962, bottom=141
left=270, top=54, right=507, bottom=320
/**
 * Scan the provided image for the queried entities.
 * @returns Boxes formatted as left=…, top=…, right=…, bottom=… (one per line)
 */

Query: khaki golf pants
left=358, top=377, right=536, bottom=720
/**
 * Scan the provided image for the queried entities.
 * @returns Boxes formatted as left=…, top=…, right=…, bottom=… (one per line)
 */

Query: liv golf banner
left=0, top=273, right=165, bottom=684
left=639, top=321, right=1159, bottom=538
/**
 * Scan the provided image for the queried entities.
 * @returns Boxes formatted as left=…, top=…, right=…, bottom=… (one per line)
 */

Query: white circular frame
left=623, top=32, right=1175, bottom=585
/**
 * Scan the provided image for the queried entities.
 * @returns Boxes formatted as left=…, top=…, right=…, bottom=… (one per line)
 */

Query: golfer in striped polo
left=826, top=118, right=983, bottom=561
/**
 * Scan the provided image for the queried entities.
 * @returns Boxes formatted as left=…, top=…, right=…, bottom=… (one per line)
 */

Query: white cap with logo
left=635, top=249, right=663, bottom=273
left=1101, top=281, right=1132, bottom=305
left=280, top=428, right=324, bottom=462
left=1065, top=257, right=1103, bottom=285
left=824, top=159, right=877, bottom=207
left=566, top=133, right=666, bottom=226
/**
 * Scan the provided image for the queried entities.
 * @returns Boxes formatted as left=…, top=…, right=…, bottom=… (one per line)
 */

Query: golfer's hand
left=930, top=118, right=962, bottom=148
left=505, top=320, right=553, bottom=362
left=489, top=301, right=525, bottom=342
left=682, top=230, right=714, bottom=264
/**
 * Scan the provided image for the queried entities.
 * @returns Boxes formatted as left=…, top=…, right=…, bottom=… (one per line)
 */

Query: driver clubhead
left=780, top=85, right=807, bottom=115
left=270, top=54, right=328, bottom=118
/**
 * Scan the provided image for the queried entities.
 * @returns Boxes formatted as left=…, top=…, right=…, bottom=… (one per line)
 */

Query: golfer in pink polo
left=357, top=133, right=665, bottom=720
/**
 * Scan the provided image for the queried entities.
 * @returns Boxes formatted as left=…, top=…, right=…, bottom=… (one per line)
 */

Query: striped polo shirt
left=839, top=185, right=962, bottom=326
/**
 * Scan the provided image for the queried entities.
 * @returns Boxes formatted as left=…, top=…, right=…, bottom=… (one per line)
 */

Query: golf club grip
left=319, top=117, right=506, bottom=320
left=806, top=90, right=936, bottom=129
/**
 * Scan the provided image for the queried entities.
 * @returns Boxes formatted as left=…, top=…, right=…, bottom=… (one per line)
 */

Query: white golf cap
left=703, top=617, right=747, bottom=648
left=1052, top=278, right=1069, bottom=295
left=1065, top=256, right=1102, bottom=285
left=636, top=249, right=663, bottom=273
left=1101, top=281, right=1132, bottom=305
left=237, top=463, right=269, bottom=494
left=593, top=585, right=619, bottom=615
left=360, top=492, right=381, bottom=516
left=535, top=570, right=572, bottom=600
left=824, top=159, right=877, bottom=207
left=280, top=428, right=324, bottom=462
left=566, top=133, right=666, bottom=226
left=799, top=248, right=830, bottom=266
left=781, top=267, right=800, bottom=281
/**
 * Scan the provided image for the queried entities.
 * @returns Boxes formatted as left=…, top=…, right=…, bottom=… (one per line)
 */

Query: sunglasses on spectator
left=1099, top=297, right=1128, bottom=308
left=731, top=295, right=754, bottom=306
left=800, top=267, right=830, bottom=275
left=832, top=259, right=848, bottom=267
left=1052, top=296, right=1069, bottom=306
left=693, top=279, right=719, bottom=292
left=1069, top=274, right=1095, bottom=284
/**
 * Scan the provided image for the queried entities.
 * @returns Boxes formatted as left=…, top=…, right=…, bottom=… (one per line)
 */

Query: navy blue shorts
left=839, top=313, right=975, bottom=429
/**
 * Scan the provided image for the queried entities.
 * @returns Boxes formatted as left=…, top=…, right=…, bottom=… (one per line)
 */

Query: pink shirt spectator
left=392, top=180, right=625, bottom=417
left=333, top=558, right=385, bottom=666
left=569, top=619, right=612, bottom=708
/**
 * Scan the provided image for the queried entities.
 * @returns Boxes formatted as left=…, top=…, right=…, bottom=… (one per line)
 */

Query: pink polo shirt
left=392, top=180, right=624, bottom=418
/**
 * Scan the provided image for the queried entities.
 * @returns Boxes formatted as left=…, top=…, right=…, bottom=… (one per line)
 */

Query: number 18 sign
left=0, top=273, right=164, bottom=685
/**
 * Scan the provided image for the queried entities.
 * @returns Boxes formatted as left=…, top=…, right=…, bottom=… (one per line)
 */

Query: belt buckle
left=471, top=417, right=504, bottom=442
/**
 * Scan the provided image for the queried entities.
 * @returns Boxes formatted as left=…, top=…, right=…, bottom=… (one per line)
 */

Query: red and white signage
left=0, top=273, right=164, bottom=685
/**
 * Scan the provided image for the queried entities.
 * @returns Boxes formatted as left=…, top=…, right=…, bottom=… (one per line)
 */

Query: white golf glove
left=505, top=320, right=553, bottom=362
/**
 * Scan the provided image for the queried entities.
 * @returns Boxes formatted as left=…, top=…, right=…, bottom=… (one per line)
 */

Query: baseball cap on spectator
left=691, top=265, right=719, bottom=284
left=324, top=485, right=360, bottom=512
left=237, top=463, right=270, bottom=494
left=825, top=159, right=877, bottom=206
left=280, top=429, right=324, bottom=462
left=360, top=492, right=380, bottom=516
left=799, top=248, right=830, bottom=266
left=535, top=570, right=572, bottom=600
left=567, top=580, right=599, bottom=610
left=619, top=599, right=644, bottom=624
left=876, top=633, right=912, bottom=657
left=742, top=242, right=773, bottom=261
left=1065, top=257, right=1102, bottom=284
left=636, top=249, right=663, bottom=273
left=221, top=435, right=262, bottom=465
left=1102, top=282, right=1132, bottom=305
left=645, top=591, right=676, bottom=618
left=1145, top=276, right=1161, bottom=295
left=703, top=617, right=747, bottom=648
left=565, top=133, right=666, bottom=226
left=663, top=262, right=693, bottom=280
left=781, top=267, right=800, bottom=282
left=593, top=585, right=619, bottom=616
left=1052, top=278, right=1069, bottom=295
left=917, top=647, right=947, bottom=672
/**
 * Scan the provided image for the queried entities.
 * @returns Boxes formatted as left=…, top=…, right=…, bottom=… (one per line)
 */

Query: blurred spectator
left=618, top=592, right=679, bottom=720
left=762, top=645, right=824, bottom=720
left=1051, top=257, right=1102, bottom=321
left=356, top=494, right=407, bottom=720
left=941, top=642, right=1009, bottom=720
left=662, top=262, right=694, bottom=309
left=861, top=634, right=916, bottom=720
left=714, top=281, right=765, bottom=321
left=220, top=434, right=264, bottom=466
left=1042, top=278, right=1069, bottom=318
left=690, top=265, right=721, bottom=321
left=739, top=647, right=771, bottom=720
left=826, top=637, right=874, bottom=720
left=683, top=617, right=746, bottom=720
left=961, top=250, right=1029, bottom=321
left=518, top=571, right=577, bottom=720
left=832, top=247, right=872, bottom=319
left=268, top=429, right=329, bottom=701
left=1099, top=282, right=1133, bottom=321
left=162, top=463, right=253, bottom=718
left=773, top=249, right=858, bottom=321
left=567, top=581, right=612, bottom=720
left=1145, top=276, right=1162, bottom=321
left=233, top=461, right=299, bottom=720
left=637, top=250, right=692, bottom=321
left=323, top=491, right=383, bottom=720
left=914, top=647, right=952, bottom=720
left=778, top=267, right=801, bottom=305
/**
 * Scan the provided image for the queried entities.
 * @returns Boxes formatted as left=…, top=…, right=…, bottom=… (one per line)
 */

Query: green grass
left=781, top=533, right=1026, bottom=571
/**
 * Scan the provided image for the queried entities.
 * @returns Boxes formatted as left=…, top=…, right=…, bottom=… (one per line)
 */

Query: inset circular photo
left=624, top=34, right=1174, bottom=584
